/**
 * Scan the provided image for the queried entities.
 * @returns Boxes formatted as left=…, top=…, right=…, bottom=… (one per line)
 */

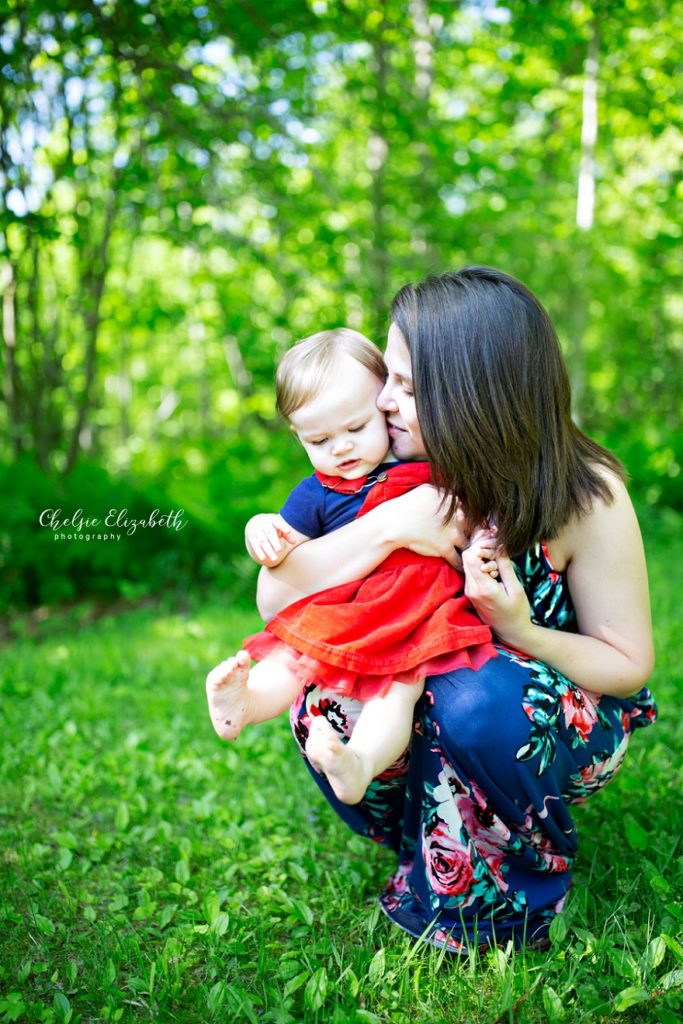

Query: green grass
left=1, top=506, right=682, bottom=1024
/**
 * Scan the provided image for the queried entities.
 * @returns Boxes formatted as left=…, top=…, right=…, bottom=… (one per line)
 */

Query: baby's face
left=289, top=356, right=391, bottom=479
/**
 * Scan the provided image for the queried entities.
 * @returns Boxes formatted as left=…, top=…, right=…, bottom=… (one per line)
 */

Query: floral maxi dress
left=289, top=542, right=657, bottom=952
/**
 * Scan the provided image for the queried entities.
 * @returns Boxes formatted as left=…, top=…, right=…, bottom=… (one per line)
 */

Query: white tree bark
left=576, top=21, right=599, bottom=230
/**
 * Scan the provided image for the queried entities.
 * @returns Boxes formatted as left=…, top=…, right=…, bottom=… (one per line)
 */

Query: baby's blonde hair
left=276, top=328, right=386, bottom=420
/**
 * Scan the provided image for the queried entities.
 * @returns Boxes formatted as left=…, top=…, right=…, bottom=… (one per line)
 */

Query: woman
left=257, top=266, right=657, bottom=953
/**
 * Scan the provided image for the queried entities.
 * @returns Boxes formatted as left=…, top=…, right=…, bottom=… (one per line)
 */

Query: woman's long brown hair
left=390, top=266, right=624, bottom=556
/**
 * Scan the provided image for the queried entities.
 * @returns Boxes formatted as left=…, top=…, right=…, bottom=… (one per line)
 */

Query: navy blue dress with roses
left=289, top=542, right=657, bottom=952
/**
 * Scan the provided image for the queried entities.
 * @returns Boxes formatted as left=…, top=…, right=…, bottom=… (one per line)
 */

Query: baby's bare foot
left=206, top=650, right=251, bottom=740
left=306, top=717, right=372, bottom=805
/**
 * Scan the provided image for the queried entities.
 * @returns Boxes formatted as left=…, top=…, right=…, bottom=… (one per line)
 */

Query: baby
left=206, top=328, right=496, bottom=804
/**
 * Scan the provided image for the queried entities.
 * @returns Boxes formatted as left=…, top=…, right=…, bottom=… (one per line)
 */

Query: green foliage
left=0, top=509, right=681, bottom=1022
left=1, top=0, right=681, bottom=509
left=0, top=422, right=310, bottom=610
left=0, top=456, right=238, bottom=607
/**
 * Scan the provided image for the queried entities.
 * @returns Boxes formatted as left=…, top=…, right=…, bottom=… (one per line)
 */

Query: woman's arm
left=462, top=480, right=654, bottom=697
left=256, top=484, right=466, bottom=620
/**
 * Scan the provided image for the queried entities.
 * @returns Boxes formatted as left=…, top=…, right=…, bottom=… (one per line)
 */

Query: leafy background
left=0, top=0, right=681, bottom=608
left=1, top=4, right=682, bottom=1022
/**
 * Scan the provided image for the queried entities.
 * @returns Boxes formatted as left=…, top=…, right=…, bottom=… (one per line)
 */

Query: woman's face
left=377, top=324, right=426, bottom=459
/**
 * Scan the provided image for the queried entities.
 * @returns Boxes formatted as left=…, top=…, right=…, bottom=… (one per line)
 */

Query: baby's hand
left=245, top=514, right=298, bottom=567
left=465, top=526, right=500, bottom=579
left=462, top=525, right=533, bottom=647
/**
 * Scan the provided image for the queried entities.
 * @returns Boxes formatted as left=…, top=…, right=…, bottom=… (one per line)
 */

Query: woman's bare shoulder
left=548, top=467, right=635, bottom=572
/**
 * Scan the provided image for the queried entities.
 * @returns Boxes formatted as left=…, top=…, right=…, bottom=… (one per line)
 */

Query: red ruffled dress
left=244, top=461, right=497, bottom=701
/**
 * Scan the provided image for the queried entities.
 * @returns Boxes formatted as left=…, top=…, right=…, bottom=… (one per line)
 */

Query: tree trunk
left=409, top=0, right=438, bottom=268
left=65, top=179, right=119, bottom=473
left=570, top=16, right=600, bottom=422
left=368, top=3, right=390, bottom=339
left=576, top=23, right=599, bottom=231
left=0, top=259, right=23, bottom=457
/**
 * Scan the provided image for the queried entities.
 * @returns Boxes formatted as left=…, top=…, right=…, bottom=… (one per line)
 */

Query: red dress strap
left=357, top=462, right=432, bottom=516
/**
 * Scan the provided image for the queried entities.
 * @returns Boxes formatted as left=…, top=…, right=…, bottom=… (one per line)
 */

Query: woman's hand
left=462, top=529, right=533, bottom=648
left=390, top=485, right=468, bottom=567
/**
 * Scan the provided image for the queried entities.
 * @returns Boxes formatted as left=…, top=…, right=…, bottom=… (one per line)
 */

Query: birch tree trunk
left=569, top=15, right=600, bottom=422
left=0, top=260, right=22, bottom=457
left=409, top=0, right=438, bottom=268
left=576, top=24, right=599, bottom=231
left=368, top=1, right=390, bottom=339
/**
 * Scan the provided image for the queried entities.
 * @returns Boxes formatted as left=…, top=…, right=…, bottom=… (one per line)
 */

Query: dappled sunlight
left=1, top=1, right=681, bottom=1019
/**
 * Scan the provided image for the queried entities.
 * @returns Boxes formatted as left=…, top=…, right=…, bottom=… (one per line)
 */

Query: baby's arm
left=245, top=513, right=310, bottom=568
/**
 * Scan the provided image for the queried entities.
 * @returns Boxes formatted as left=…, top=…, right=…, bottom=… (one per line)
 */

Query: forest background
left=0, top=0, right=681, bottom=607
left=1, top=3, right=682, bottom=1022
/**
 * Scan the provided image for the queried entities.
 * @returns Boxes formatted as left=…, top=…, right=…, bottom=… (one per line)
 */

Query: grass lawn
left=1, top=506, right=681, bottom=1024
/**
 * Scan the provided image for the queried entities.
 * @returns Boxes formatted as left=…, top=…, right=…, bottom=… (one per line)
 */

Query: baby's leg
left=206, top=652, right=301, bottom=741
left=306, top=679, right=424, bottom=805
